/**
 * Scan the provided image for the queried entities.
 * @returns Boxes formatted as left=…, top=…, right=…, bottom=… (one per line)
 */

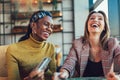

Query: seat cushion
left=0, top=45, right=9, bottom=77
left=0, top=77, right=7, bottom=80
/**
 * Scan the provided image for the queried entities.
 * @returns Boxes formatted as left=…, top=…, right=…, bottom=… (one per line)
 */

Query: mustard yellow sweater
left=6, top=35, right=56, bottom=80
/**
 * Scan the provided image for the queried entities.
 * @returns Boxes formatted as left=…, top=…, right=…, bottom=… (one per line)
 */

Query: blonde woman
left=54, top=11, right=120, bottom=80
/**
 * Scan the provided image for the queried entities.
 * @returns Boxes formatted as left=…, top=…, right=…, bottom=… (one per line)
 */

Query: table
left=65, top=77, right=106, bottom=80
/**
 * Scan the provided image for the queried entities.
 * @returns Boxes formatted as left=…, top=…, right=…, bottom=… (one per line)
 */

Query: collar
left=26, top=34, right=45, bottom=48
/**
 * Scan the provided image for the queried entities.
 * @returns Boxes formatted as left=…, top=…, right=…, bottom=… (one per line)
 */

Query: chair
left=0, top=45, right=9, bottom=80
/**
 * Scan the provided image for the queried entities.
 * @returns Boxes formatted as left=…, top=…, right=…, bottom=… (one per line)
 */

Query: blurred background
left=0, top=0, right=120, bottom=63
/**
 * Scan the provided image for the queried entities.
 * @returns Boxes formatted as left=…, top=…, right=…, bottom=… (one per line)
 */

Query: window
left=93, top=0, right=108, bottom=18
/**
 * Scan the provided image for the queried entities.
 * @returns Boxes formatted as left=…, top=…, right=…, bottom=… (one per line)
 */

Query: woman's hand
left=59, top=69, right=69, bottom=79
left=24, top=70, right=44, bottom=80
left=106, top=72, right=119, bottom=80
left=52, top=69, right=69, bottom=80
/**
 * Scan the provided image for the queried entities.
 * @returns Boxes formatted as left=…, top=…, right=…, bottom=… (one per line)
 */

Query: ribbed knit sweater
left=6, top=35, right=56, bottom=80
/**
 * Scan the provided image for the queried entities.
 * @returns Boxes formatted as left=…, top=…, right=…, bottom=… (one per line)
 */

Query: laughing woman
left=6, top=10, right=56, bottom=80
left=55, top=11, right=120, bottom=80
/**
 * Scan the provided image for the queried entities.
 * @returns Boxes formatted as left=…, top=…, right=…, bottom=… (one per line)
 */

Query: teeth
left=92, top=24, right=98, bottom=27
left=44, top=32, right=49, bottom=35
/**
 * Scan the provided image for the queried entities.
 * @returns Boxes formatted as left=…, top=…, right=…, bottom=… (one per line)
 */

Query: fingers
left=59, top=71, right=68, bottom=79
left=53, top=72, right=61, bottom=80
left=53, top=70, right=69, bottom=80
left=106, top=72, right=119, bottom=80
left=107, top=72, right=115, bottom=78
left=23, top=76, right=29, bottom=80
left=37, top=71, right=44, bottom=79
left=28, top=70, right=44, bottom=79
left=60, top=69, right=69, bottom=78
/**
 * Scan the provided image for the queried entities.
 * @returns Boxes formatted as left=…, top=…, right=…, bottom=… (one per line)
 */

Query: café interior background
left=0, top=0, right=120, bottom=63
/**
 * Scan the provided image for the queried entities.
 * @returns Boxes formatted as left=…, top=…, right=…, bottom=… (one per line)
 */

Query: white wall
left=73, top=0, right=89, bottom=39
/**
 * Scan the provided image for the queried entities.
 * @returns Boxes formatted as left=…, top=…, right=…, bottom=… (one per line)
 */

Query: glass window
left=93, top=0, right=108, bottom=18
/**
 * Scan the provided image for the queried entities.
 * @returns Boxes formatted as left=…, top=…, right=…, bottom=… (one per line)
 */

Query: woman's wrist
left=60, top=69, right=69, bottom=78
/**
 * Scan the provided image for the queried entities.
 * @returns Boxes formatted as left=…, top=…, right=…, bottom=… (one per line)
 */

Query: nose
left=94, top=18, right=98, bottom=21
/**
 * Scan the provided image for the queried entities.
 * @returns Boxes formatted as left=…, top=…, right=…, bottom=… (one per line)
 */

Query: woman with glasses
left=6, top=10, right=56, bottom=80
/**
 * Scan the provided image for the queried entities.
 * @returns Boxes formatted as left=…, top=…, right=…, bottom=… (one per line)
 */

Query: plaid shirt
left=62, top=37, right=120, bottom=77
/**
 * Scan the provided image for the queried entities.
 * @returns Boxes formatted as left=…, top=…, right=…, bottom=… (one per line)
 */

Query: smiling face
left=84, top=11, right=110, bottom=47
left=87, top=13, right=105, bottom=35
left=31, top=16, right=54, bottom=41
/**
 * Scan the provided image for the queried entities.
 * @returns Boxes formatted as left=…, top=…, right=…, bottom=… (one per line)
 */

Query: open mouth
left=91, top=24, right=99, bottom=28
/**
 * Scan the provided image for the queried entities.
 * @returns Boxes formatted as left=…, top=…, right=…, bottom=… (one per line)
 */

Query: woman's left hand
left=24, top=70, right=44, bottom=80
left=106, top=72, right=119, bottom=80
